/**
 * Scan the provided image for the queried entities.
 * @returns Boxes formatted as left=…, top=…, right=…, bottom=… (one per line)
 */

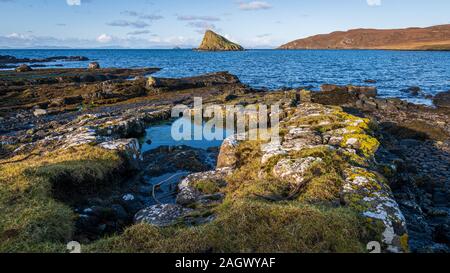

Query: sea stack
left=198, top=30, right=244, bottom=51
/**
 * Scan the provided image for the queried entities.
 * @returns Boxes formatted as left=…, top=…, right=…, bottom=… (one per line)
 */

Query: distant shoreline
left=1, top=48, right=450, bottom=52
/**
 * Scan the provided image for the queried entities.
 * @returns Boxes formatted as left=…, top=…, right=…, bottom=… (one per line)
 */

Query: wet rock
left=401, top=86, right=422, bottom=96
left=15, top=64, right=33, bottom=72
left=88, top=62, right=100, bottom=70
left=120, top=194, right=144, bottom=215
left=143, top=145, right=217, bottom=176
left=134, top=204, right=193, bottom=227
left=1, top=55, right=89, bottom=64
left=364, top=79, right=377, bottom=83
left=320, top=84, right=348, bottom=92
left=144, top=72, right=241, bottom=92
left=433, top=90, right=450, bottom=109
left=111, top=204, right=129, bottom=221
left=313, top=85, right=377, bottom=105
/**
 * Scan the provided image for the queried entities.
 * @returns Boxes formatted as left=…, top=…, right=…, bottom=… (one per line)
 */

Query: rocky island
left=0, top=62, right=449, bottom=253
left=279, top=24, right=450, bottom=51
left=197, top=30, right=244, bottom=51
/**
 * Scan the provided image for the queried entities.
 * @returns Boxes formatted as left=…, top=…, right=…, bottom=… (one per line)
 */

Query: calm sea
left=1, top=49, right=450, bottom=105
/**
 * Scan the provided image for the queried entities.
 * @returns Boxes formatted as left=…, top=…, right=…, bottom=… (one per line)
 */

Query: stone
left=217, top=134, right=243, bottom=169
left=15, top=64, right=33, bottom=72
left=343, top=167, right=408, bottom=253
left=176, top=186, right=200, bottom=206
left=111, top=204, right=129, bottom=220
left=33, top=108, right=48, bottom=117
left=134, top=204, right=193, bottom=227
left=273, top=157, right=323, bottom=185
left=313, top=85, right=377, bottom=105
left=176, top=168, right=231, bottom=206
left=401, top=86, right=422, bottom=96
left=146, top=76, right=160, bottom=88
left=348, top=85, right=378, bottom=98
left=320, top=84, right=348, bottom=92
left=88, top=62, right=100, bottom=70
left=433, top=90, right=450, bottom=109
left=364, top=79, right=377, bottom=83
left=100, top=139, right=142, bottom=170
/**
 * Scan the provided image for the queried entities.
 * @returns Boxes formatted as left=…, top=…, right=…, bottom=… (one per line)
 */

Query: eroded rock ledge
left=153, top=103, right=408, bottom=253
left=0, top=70, right=448, bottom=253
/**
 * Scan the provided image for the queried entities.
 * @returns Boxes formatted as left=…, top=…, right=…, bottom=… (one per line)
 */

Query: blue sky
left=0, top=0, right=449, bottom=48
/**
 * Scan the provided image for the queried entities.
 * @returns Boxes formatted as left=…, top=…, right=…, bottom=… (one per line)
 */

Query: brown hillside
left=279, top=24, right=450, bottom=51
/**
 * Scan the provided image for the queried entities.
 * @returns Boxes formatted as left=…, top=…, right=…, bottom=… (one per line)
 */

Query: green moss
left=192, top=179, right=223, bottom=195
left=341, top=134, right=380, bottom=158
left=0, top=145, right=123, bottom=252
left=88, top=200, right=368, bottom=253
left=400, top=234, right=410, bottom=253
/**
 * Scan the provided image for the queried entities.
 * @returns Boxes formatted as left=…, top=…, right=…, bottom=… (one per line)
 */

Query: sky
left=0, top=0, right=449, bottom=49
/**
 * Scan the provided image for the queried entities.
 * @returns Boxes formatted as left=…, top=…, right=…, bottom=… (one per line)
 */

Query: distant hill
left=198, top=30, right=244, bottom=51
left=279, top=24, right=450, bottom=51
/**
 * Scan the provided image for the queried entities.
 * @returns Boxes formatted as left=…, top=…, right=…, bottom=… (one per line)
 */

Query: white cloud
left=6, top=33, right=31, bottom=40
left=66, top=0, right=81, bottom=6
left=96, top=34, right=112, bottom=43
left=367, top=0, right=381, bottom=6
left=239, top=1, right=272, bottom=11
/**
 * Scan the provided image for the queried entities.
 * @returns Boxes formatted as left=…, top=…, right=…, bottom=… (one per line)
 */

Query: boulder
left=217, top=134, right=244, bottom=169
left=364, top=79, right=377, bottom=83
left=433, top=90, right=450, bottom=109
left=273, top=157, right=323, bottom=185
left=401, top=86, right=422, bottom=96
left=50, top=95, right=83, bottom=107
left=142, top=145, right=216, bottom=176
left=145, top=72, right=240, bottom=92
left=320, top=84, right=348, bottom=92
left=100, top=139, right=142, bottom=170
left=88, top=62, right=100, bottom=70
left=314, top=84, right=377, bottom=105
left=15, top=64, right=33, bottom=72
left=146, top=76, right=161, bottom=89
left=348, top=85, right=378, bottom=98
left=134, top=204, right=193, bottom=227
left=176, top=168, right=231, bottom=206
left=33, top=108, right=47, bottom=117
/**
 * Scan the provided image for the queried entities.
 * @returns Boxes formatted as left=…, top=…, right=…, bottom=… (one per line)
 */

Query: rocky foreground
left=0, top=67, right=449, bottom=253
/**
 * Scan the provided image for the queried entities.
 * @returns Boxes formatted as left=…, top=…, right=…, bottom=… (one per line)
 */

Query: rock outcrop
left=198, top=30, right=244, bottom=51
left=1, top=69, right=448, bottom=253
left=15, top=64, right=33, bottom=72
left=434, top=90, right=450, bottom=109
left=88, top=62, right=100, bottom=70
left=279, top=24, right=450, bottom=51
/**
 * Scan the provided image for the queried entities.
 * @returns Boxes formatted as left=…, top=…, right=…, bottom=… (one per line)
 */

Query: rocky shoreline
left=0, top=66, right=448, bottom=253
